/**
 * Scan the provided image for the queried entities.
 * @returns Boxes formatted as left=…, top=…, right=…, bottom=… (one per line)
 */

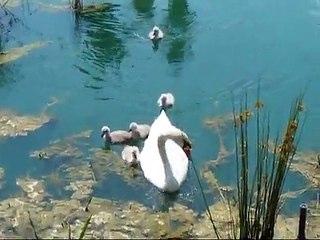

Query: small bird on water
left=148, top=26, right=164, bottom=41
left=100, top=126, right=133, bottom=145
left=121, top=145, right=140, bottom=166
left=128, top=122, right=150, bottom=141
left=157, top=92, right=175, bottom=111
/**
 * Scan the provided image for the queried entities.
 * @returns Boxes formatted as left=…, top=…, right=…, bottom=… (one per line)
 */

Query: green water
left=0, top=0, right=320, bottom=212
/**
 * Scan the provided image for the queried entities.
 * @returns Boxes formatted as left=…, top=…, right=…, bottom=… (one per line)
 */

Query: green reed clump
left=231, top=90, right=305, bottom=239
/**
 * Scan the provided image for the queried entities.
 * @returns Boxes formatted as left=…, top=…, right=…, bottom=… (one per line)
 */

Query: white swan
left=139, top=110, right=192, bottom=192
left=148, top=26, right=164, bottom=41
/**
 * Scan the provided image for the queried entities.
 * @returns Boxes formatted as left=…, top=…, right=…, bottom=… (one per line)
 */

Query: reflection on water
left=0, top=65, right=18, bottom=88
left=165, top=0, right=196, bottom=74
left=74, top=4, right=127, bottom=79
left=132, top=0, right=155, bottom=18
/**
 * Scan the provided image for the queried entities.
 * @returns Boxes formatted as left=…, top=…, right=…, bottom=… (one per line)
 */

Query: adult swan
left=139, top=110, right=192, bottom=193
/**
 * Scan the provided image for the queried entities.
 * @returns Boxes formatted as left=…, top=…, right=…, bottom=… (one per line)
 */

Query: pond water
left=1, top=0, right=320, bottom=215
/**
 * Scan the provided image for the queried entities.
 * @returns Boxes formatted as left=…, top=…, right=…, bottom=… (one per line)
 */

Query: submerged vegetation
left=0, top=85, right=316, bottom=238
left=0, top=41, right=48, bottom=65
left=0, top=1, right=319, bottom=239
left=0, top=97, right=58, bottom=139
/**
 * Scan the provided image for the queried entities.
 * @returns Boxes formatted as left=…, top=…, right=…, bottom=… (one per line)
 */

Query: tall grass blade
left=27, top=210, right=40, bottom=240
left=191, top=160, right=221, bottom=239
left=231, top=86, right=305, bottom=239
left=79, top=214, right=92, bottom=240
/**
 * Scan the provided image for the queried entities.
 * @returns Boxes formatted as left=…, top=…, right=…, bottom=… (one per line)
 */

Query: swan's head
left=128, top=122, right=138, bottom=132
left=132, top=147, right=140, bottom=161
left=152, top=26, right=160, bottom=36
left=100, top=126, right=110, bottom=138
left=183, top=139, right=192, bottom=160
left=157, top=92, right=174, bottom=111
left=157, top=93, right=167, bottom=108
left=181, top=131, right=192, bottom=160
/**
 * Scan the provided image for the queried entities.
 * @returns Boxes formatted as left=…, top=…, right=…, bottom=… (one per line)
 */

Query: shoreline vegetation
left=0, top=1, right=319, bottom=239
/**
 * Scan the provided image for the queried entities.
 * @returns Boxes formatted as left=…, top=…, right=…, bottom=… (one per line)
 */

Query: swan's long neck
left=157, top=128, right=183, bottom=169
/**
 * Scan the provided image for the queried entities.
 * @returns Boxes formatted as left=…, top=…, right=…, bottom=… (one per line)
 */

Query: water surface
left=1, top=0, right=320, bottom=213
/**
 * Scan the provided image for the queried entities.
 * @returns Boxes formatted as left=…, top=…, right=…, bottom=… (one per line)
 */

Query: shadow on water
left=72, top=3, right=128, bottom=87
left=165, top=0, right=196, bottom=75
left=132, top=0, right=155, bottom=19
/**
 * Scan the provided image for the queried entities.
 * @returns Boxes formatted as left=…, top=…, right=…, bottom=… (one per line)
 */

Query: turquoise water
left=1, top=0, right=320, bottom=212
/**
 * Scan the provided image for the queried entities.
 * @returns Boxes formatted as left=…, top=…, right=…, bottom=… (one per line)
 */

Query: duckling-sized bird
left=101, top=126, right=133, bottom=145
left=148, top=26, right=164, bottom=41
left=121, top=145, right=140, bottom=166
left=157, top=92, right=175, bottom=111
left=128, top=122, right=150, bottom=140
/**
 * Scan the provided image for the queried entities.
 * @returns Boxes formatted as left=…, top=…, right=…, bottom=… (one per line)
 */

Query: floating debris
left=0, top=41, right=48, bottom=65
left=0, top=109, right=52, bottom=138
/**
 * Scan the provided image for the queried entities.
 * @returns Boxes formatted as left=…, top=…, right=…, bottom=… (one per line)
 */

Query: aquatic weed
left=230, top=85, right=305, bottom=239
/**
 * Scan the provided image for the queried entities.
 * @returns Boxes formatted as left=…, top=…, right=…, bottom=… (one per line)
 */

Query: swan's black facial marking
left=183, top=139, right=192, bottom=160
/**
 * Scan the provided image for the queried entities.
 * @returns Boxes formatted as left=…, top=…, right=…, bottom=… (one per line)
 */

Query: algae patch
left=89, top=148, right=145, bottom=187
left=0, top=109, right=52, bottom=138
left=0, top=41, right=48, bottom=65
left=16, top=177, right=48, bottom=203
left=30, top=130, right=92, bottom=160
left=63, top=162, right=96, bottom=201
left=291, top=151, right=320, bottom=187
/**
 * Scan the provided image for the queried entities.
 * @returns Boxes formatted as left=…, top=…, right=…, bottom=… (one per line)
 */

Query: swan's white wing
left=165, top=140, right=189, bottom=185
left=140, top=137, right=189, bottom=191
left=158, top=31, right=164, bottom=39
left=139, top=138, right=167, bottom=188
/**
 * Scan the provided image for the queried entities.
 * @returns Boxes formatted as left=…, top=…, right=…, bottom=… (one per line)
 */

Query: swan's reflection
left=165, top=0, right=196, bottom=75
